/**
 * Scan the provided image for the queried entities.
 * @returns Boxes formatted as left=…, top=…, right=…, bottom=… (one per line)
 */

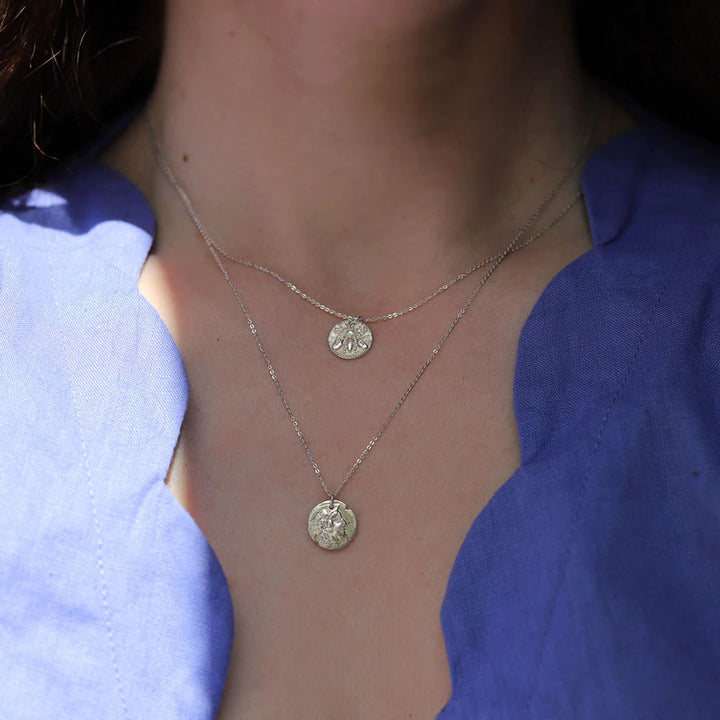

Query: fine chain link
left=148, top=111, right=596, bottom=324
left=150, top=118, right=584, bottom=502
left=206, top=192, right=581, bottom=502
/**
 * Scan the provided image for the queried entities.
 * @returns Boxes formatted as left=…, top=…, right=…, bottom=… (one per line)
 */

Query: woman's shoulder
left=0, top=159, right=157, bottom=375
left=0, top=158, right=229, bottom=719
left=0, top=158, right=170, bottom=467
left=515, top=118, right=720, bottom=463
left=0, top=158, right=155, bottom=263
left=582, top=117, right=720, bottom=262
left=443, top=124, right=720, bottom=720
left=575, top=118, right=720, bottom=366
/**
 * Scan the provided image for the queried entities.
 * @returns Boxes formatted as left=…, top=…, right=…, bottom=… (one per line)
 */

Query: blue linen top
left=1, top=119, right=719, bottom=720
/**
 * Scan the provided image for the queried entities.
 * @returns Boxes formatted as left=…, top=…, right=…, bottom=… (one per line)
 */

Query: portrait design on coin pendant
left=308, top=500, right=357, bottom=550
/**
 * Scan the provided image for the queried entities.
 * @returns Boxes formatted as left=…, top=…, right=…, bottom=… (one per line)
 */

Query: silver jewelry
left=147, top=113, right=596, bottom=360
left=148, top=112, right=588, bottom=549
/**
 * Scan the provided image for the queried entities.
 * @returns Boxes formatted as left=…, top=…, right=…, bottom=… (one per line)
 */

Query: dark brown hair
left=0, top=0, right=162, bottom=188
left=0, top=0, right=718, bottom=189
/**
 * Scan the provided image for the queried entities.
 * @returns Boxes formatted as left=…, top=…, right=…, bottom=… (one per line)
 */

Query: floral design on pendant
left=327, top=318, right=373, bottom=359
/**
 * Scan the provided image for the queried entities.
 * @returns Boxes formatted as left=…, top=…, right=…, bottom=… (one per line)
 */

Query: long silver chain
left=149, top=115, right=586, bottom=503
left=148, top=113, right=595, bottom=325
left=206, top=195, right=580, bottom=502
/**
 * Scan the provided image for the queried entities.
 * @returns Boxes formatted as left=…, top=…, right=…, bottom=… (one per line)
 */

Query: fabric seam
left=46, top=251, right=131, bottom=720
left=522, top=234, right=692, bottom=713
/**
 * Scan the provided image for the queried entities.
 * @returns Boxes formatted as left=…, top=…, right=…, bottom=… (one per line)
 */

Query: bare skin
left=102, top=1, right=634, bottom=717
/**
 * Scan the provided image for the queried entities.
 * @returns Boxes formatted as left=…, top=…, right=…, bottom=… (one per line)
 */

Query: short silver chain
left=148, top=112, right=595, bottom=324
left=149, top=114, right=587, bottom=503
left=208, top=185, right=563, bottom=323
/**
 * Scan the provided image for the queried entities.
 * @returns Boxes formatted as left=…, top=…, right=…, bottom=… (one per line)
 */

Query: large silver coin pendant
left=308, top=500, right=357, bottom=550
left=328, top=319, right=373, bottom=360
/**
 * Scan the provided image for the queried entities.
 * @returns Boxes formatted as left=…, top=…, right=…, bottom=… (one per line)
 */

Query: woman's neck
left=110, top=0, right=614, bottom=305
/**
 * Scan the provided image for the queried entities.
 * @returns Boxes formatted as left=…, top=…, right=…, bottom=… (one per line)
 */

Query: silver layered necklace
left=208, top=226, right=551, bottom=360
left=149, top=114, right=593, bottom=361
left=148, top=112, right=592, bottom=549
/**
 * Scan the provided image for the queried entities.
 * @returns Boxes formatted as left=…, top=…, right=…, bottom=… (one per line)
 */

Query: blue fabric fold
left=1, top=166, right=233, bottom=719
left=439, top=123, right=720, bottom=719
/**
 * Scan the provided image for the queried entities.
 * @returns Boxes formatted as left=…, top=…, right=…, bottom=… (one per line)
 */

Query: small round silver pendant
left=308, top=499, right=357, bottom=550
left=328, top=319, right=373, bottom=360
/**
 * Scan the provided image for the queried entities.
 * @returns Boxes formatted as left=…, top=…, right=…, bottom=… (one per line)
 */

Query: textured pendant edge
left=307, top=499, right=358, bottom=550
left=327, top=319, right=373, bottom=360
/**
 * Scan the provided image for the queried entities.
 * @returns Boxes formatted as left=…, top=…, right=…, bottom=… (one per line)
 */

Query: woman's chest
left=172, top=420, right=519, bottom=719
left=164, top=311, right=524, bottom=719
left=144, top=223, right=591, bottom=717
